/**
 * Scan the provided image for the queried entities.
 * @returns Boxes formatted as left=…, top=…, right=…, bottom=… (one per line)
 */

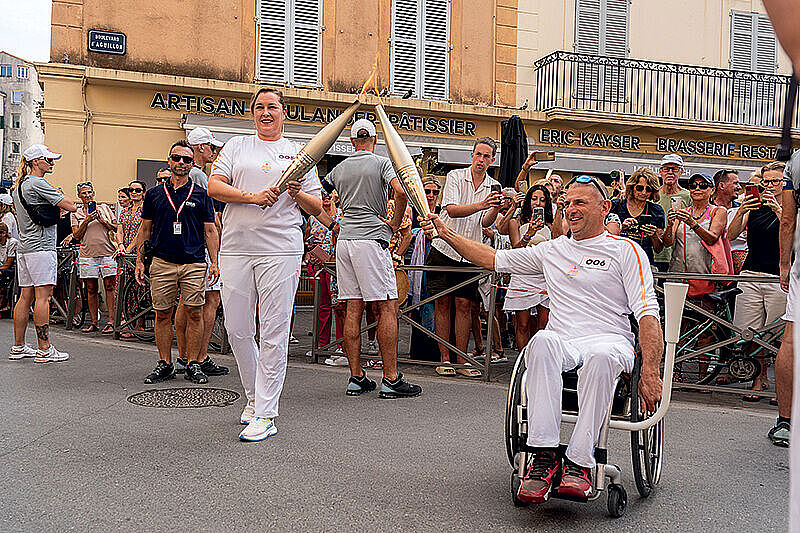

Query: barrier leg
left=113, top=257, right=125, bottom=340
left=311, top=266, right=322, bottom=363
left=65, top=251, right=77, bottom=330
left=484, top=272, right=497, bottom=382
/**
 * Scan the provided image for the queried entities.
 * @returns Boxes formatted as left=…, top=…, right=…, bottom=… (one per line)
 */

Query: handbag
left=17, top=178, right=60, bottom=227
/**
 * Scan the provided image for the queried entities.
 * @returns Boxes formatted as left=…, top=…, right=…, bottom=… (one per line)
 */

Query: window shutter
left=291, top=0, right=322, bottom=87
left=257, top=0, right=289, bottom=84
left=391, top=0, right=419, bottom=96
left=754, top=13, right=777, bottom=74
left=602, top=0, right=628, bottom=57
left=421, top=0, right=449, bottom=100
left=574, top=0, right=601, bottom=55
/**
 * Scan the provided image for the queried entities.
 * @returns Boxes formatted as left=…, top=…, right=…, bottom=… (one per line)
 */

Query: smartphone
left=533, top=151, right=556, bottom=161
left=670, top=196, right=683, bottom=211
left=490, top=184, right=502, bottom=194
left=533, top=207, right=545, bottom=221
left=638, top=214, right=653, bottom=227
left=518, top=180, right=529, bottom=193
left=745, top=184, right=761, bottom=202
left=88, top=201, right=97, bottom=213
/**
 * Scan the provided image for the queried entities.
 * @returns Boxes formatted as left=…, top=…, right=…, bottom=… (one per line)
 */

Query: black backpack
left=16, top=177, right=60, bottom=227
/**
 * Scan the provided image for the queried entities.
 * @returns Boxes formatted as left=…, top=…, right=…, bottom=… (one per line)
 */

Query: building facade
left=0, top=52, right=44, bottom=185
left=41, top=0, right=798, bottom=200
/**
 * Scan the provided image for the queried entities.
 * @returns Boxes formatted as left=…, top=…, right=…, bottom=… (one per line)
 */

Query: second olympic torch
left=269, top=99, right=361, bottom=199
left=374, top=104, right=437, bottom=237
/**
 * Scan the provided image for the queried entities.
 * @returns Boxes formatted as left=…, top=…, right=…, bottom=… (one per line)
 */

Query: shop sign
left=150, top=92, right=247, bottom=116
left=88, top=30, right=126, bottom=55
left=539, top=128, right=642, bottom=150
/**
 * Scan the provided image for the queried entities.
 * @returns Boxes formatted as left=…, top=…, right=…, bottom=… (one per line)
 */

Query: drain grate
left=128, top=387, right=240, bottom=408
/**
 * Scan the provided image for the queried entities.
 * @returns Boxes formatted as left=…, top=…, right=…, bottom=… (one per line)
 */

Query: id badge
left=173, top=222, right=182, bottom=235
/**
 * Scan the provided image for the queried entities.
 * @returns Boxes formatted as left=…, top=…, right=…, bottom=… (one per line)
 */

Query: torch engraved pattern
left=374, top=104, right=437, bottom=237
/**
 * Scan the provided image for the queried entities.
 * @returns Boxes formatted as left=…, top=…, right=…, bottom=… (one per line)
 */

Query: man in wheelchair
left=421, top=175, right=664, bottom=503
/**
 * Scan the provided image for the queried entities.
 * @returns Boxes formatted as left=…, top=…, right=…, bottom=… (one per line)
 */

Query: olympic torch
left=268, top=99, right=362, bottom=201
left=374, top=104, right=437, bottom=237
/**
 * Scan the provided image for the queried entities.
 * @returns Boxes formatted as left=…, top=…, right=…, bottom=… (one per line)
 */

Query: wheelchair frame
left=504, top=283, right=685, bottom=518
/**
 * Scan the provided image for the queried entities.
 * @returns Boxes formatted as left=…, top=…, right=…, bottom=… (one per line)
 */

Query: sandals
left=743, top=394, right=763, bottom=402
left=120, top=331, right=134, bottom=339
left=455, top=363, right=482, bottom=378
left=491, top=350, right=508, bottom=363
left=81, top=324, right=99, bottom=333
left=101, top=323, right=114, bottom=335
left=436, top=365, right=456, bottom=376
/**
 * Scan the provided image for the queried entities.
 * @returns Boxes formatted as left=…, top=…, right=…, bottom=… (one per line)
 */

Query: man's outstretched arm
left=421, top=214, right=497, bottom=270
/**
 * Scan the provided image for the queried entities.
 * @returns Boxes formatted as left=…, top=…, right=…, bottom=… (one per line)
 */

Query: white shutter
left=574, top=0, right=601, bottom=54
left=602, top=0, right=628, bottom=57
left=290, top=0, right=322, bottom=87
left=730, top=11, right=753, bottom=71
left=257, top=0, right=289, bottom=84
left=730, top=11, right=778, bottom=126
left=754, top=13, right=777, bottom=74
left=391, top=0, right=419, bottom=96
left=421, top=0, right=449, bottom=99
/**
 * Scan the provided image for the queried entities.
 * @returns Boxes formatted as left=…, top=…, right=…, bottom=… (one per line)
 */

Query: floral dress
left=118, top=204, right=143, bottom=248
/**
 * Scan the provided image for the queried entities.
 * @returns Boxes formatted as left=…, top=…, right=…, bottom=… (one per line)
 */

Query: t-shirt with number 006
left=211, top=135, right=322, bottom=256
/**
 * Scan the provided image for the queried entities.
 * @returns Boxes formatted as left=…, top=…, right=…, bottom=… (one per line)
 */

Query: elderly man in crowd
left=653, top=154, right=690, bottom=272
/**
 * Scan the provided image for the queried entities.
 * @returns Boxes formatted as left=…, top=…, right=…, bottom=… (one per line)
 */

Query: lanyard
left=163, top=181, right=194, bottom=222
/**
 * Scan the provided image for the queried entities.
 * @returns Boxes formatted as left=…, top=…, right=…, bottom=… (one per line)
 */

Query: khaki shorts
left=149, top=257, right=207, bottom=310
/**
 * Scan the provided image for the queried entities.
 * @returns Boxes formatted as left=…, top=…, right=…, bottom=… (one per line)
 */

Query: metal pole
left=65, top=249, right=77, bottom=330
left=311, top=264, right=322, bottom=363
left=113, top=256, right=124, bottom=340
left=484, top=272, right=498, bottom=382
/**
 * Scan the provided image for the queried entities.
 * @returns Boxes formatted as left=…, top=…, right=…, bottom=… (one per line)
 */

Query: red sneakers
left=517, top=450, right=562, bottom=503
left=557, top=460, right=593, bottom=499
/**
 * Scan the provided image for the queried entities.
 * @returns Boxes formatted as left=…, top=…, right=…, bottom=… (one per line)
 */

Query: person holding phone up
left=609, top=168, right=666, bottom=265
left=71, top=181, right=118, bottom=334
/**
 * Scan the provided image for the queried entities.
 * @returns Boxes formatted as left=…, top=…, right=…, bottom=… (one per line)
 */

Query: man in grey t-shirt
left=321, top=118, right=421, bottom=399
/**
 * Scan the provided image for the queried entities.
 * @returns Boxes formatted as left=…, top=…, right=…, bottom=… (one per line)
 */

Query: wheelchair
left=504, top=282, right=687, bottom=518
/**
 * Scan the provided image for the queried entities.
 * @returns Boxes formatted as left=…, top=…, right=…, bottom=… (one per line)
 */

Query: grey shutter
left=574, top=0, right=601, bottom=54
left=421, top=0, right=449, bottom=100
left=257, top=0, right=289, bottom=83
left=730, top=11, right=778, bottom=126
left=754, top=13, right=777, bottom=73
left=730, top=11, right=753, bottom=71
left=290, top=0, right=322, bottom=87
left=391, top=0, right=419, bottom=96
left=600, top=0, right=628, bottom=102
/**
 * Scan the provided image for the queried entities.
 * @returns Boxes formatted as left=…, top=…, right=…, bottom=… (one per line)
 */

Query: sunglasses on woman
left=169, top=154, right=194, bottom=164
left=688, top=181, right=711, bottom=190
left=424, top=188, right=440, bottom=195
left=129, top=187, right=144, bottom=193
left=634, top=185, right=656, bottom=193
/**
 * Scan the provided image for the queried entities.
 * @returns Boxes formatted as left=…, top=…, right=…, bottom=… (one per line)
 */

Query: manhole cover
left=128, top=387, right=240, bottom=408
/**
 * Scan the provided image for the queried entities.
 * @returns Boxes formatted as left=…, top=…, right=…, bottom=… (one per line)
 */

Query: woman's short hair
left=626, top=168, right=660, bottom=202
left=761, top=161, right=786, bottom=175
left=250, top=87, right=286, bottom=113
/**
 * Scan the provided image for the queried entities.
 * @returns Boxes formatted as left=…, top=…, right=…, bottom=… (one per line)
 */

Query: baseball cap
left=22, top=144, right=62, bottom=162
left=0, top=193, right=12, bottom=206
left=686, top=172, right=715, bottom=187
left=187, top=127, right=224, bottom=147
left=350, top=118, right=377, bottom=139
left=660, top=154, right=684, bottom=167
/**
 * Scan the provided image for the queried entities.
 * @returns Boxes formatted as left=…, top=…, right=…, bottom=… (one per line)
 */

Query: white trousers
left=221, top=254, right=301, bottom=419
left=791, top=275, right=800, bottom=531
left=525, top=330, right=635, bottom=468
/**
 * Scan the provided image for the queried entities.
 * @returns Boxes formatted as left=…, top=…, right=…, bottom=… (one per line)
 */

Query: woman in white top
left=0, top=195, right=18, bottom=240
left=208, top=88, right=322, bottom=442
left=502, top=184, right=553, bottom=349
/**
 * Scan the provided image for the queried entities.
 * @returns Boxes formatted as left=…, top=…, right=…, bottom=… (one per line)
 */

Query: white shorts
left=78, top=255, right=118, bottom=279
left=784, top=258, right=799, bottom=322
left=205, top=249, right=221, bottom=291
left=335, top=239, right=397, bottom=302
left=17, top=250, right=57, bottom=287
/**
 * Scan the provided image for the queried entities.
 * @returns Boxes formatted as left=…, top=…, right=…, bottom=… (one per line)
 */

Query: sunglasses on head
left=170, top=154, right=194, bottom=164
left=566, top=175, right=609, bottom=199
left=634, top=185, right=656, bottom=193
left=689, top=181, right=711, bottom=190
left=77, top=182, right=93, bottom=189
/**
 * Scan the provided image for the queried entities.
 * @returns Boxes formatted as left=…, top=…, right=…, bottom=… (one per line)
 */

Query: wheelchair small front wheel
left=510, top=472, right=527, bottom=507
left=607, top=483, right=627, bottom=518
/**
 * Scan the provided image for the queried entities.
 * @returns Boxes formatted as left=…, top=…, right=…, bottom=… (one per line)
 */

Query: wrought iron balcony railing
left=533, top=51, right=798, bottom=129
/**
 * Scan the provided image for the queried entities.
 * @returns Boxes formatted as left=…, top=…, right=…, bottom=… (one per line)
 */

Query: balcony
left=533, top=51, right=798, bottom=130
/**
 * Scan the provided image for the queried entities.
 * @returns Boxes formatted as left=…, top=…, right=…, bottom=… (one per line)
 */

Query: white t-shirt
left=726, top=205, right=748, bottom=252
left=495, top=231, right=659, bottom=346
left=211, top=135, right=322, bottom=256
left=0, top=237, right=17, bottom=264
left=2, top=211, right=18, bottom=240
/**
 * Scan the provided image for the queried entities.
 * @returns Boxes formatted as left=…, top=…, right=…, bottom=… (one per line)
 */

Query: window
left=11, top=90, right=22, bottom=104
left=256, top=0, right=322, bottom=88
left=573, top=0, right=629, bottom=101
left=730, top=11, right=778, bottom=126
left=17, top=66, right=28, bottom=79
left=390, top=0, right=450, bottom=100
left=0, top=65, right=11, bottom=77
left=11, top=142, right=20, bottom=155
left=11, top=114, right=20, bottom=129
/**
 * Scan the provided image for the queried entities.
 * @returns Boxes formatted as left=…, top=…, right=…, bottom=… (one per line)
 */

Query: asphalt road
left=0, top=320, right=789, bottom=532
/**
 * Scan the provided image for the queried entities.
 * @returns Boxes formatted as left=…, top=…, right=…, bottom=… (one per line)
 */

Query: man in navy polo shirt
left=135, top=140, right=219, bottom=384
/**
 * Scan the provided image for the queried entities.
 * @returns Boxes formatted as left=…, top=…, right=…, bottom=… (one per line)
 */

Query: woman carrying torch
left=208, top=88, right=322, bottom=442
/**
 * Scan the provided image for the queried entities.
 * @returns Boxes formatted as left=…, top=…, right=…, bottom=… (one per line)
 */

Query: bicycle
left=50, top=247, right=88, bottom=329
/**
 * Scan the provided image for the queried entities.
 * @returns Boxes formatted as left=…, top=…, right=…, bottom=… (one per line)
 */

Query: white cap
left=660, top=153, right=684, bottom=167
left=350, top=118, right=377, bottom=139
left=186, top=127, right=224, bottom=147
left=22, top=144, right=62, bottom=162
left=0, top=193, right=12, bottom=206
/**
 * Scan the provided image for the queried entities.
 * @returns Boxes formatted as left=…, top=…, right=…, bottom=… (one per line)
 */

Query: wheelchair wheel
left=607, top=483, right=627, bottom=518
left=630, top=362, right=665, bottom=498
left=505, top=350, right=527, bottom=467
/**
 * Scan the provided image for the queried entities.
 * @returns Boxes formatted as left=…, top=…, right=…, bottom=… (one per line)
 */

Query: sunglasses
left=170, top=154, right=194, bottom=164
left=661, top=166, right=682, bottom=173
left=77, top=182, right=93, bottom=189
left=689, top=181, right=712, bottom=190
left=43, top=158, right=55, bottom=165
left=634, top=185, right=656, bottom=193
left=566, top=175, right=609, bottom=199
left=129, top=187, right=144, bottom=193
left=424, top=188, right=440, bottom=195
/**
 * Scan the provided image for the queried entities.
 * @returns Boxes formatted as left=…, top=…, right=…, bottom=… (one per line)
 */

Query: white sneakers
left=239, top=416, right=277, bottom=442
left=10, top=344, right=69, bottom=363
left=34, top=345, right=69, bottom=364
left=365, top=340, right=379, bottom=354
left=324, top=355, right=349, bottom=366
left=9, top=344, right=37, bottom=360
left=240, top=400, right=255, bottom=425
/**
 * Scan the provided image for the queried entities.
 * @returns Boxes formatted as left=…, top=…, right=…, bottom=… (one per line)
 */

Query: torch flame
left=359, top=51, right=381, bottom=100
